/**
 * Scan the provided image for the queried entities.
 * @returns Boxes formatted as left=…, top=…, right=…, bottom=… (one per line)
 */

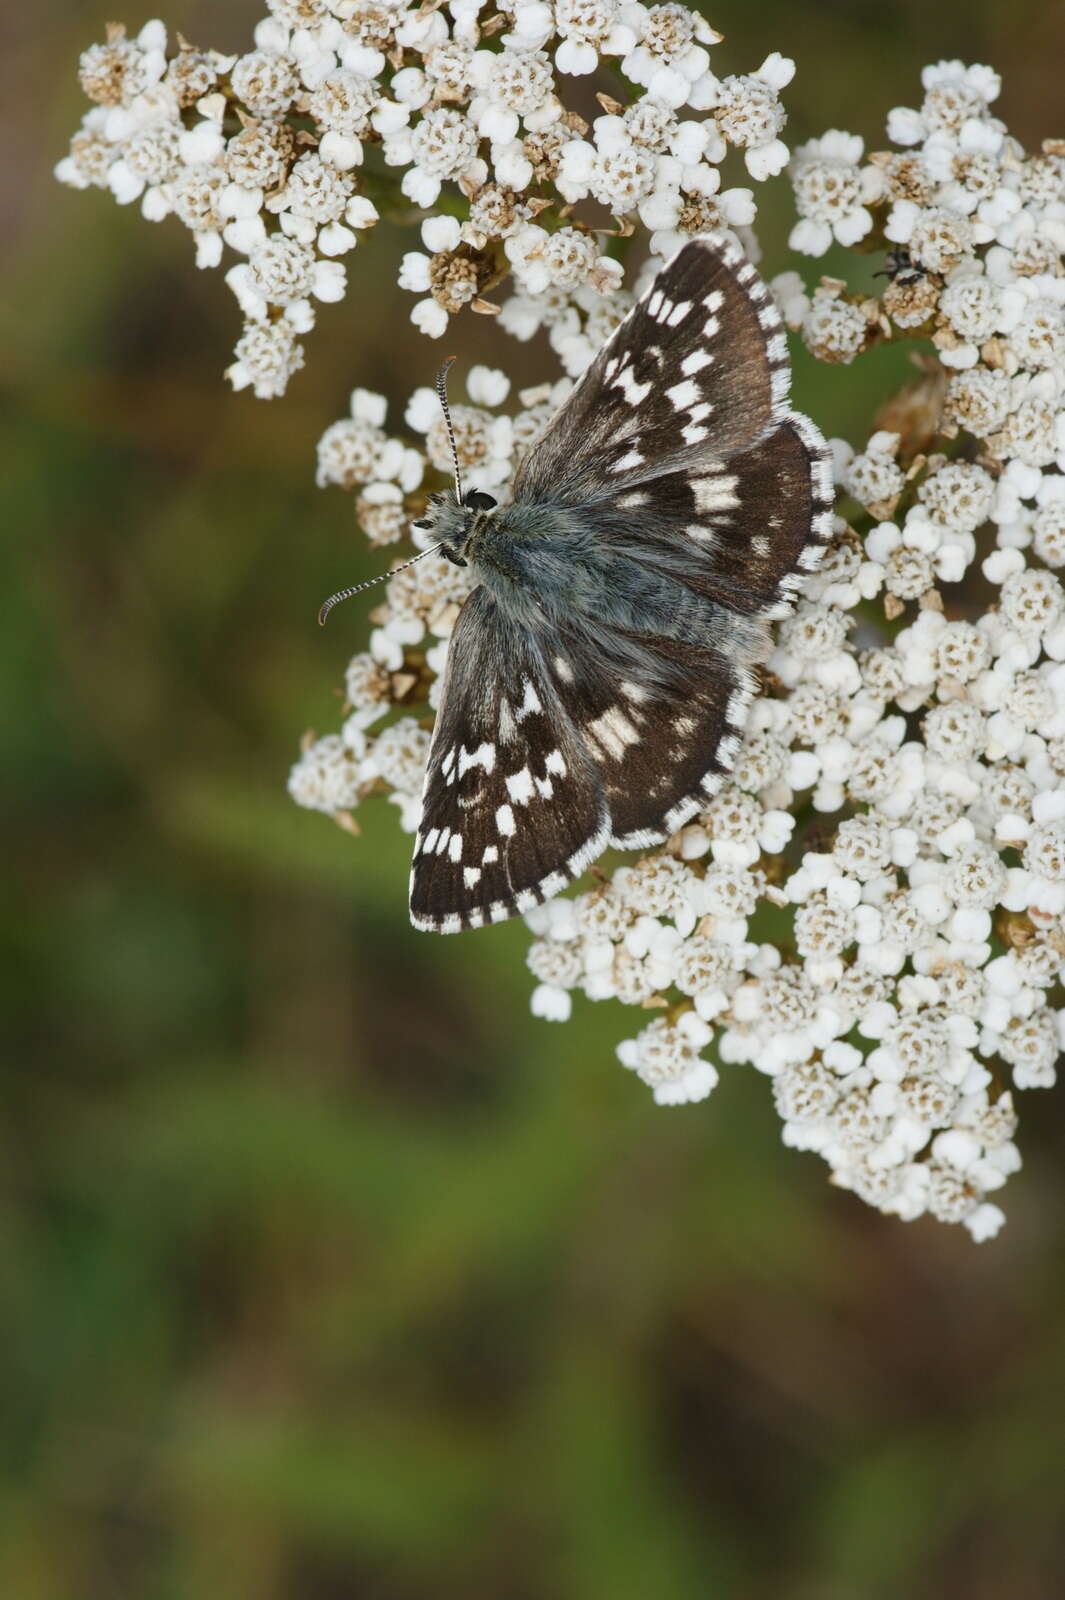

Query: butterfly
left=321, top=232, right=833, bottom=933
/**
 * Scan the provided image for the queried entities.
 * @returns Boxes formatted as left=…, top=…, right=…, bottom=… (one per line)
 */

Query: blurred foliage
left=5, top=2, right=1065, bottom=1596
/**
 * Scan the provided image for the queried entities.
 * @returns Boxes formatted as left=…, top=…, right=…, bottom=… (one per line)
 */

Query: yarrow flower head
left=55, top=7, right=796, bottom=390
left=311, top=59, right=1065, bottom=1242
left=59, top=26, right=1065, bottom=1242
left=788, top=130, right=886, bottom=256
left=58, top=6, right=796, bottom=387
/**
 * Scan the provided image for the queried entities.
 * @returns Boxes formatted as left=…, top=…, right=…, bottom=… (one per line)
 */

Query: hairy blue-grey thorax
left=423, top=489, right=766, bottom=665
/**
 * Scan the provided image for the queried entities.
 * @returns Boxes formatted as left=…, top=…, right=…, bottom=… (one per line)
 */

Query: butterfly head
left=316, top=360, right=497, bottom=624
left=412, top=486, right=498, bottom=567
left=408, top=358, right=500, bottom=567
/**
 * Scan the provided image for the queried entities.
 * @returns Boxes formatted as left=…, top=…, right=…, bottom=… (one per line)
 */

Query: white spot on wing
left=495, top=803, right=515, bottom=837
left=613, top=367, right=651, bottom=406
left=505, top=767, right=535, bottom=805
left=681, top=349, right=713, bottom=376
left=516, top=677, right=542, bottom=719
left=482, top=844, right=499, bottom=864
left=458, top=740, right=495, bottom=777
left=544, top=750, right=567, bottom=777
left=463, top=866, right=481, bottom=888
left=448, top=832, right=463, bottom=862
left=620, top=681, right=650, bottom=704
left=692, top=474, right=738, bottom=514
left=587, top=706, right=641, bottom=761
left=667, top=379, right=701, bottom=411
left=613, top=448, right=644, bottom=473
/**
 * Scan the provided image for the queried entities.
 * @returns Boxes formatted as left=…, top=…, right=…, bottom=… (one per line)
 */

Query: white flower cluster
left=290, top=62, right=1065, bottom=1242
left=316, top=386, right=426, bottom=545
left=60, top=19, right=1063, bottom=1238
left=58, top=7, right=795, bottom=390
left=289, top=363, right=558, bottom=819
left=780, top=59, right=1065, bottom=380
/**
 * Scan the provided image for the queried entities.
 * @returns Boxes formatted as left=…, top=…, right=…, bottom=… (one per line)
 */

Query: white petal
left=411, top=298, right=449, bottom=338
left=311, top=259, right=347, bottom=302
left=319, top=222, right=357, bottom=256
left=319, top=131, right=363, bottom=171
left=421, top=214, right=461, bottom=253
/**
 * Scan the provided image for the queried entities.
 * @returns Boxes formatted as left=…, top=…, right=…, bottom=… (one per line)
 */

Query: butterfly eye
left=464, top=490, right=497, bottom=512
left=412, top=516, right=434, bottom=529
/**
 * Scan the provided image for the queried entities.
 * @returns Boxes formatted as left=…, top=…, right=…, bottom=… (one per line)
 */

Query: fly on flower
left=321, top=233, right=833, bottom=932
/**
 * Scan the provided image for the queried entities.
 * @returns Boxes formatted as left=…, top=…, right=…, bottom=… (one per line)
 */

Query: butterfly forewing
left=409, top=589, right=609, bottom=932
left=513, top=234, right=790, bottom=503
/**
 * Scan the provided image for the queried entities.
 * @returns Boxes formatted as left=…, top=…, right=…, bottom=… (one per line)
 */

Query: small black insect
left=320, top=233, right=833, bottom=933
left=876, top=245, right=927, bottom=288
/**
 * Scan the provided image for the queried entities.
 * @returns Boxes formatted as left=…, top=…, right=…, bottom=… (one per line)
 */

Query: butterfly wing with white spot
left=583, top=408, right=834, bottom=622
left=410, top=232, right=834, bottom=930
left=409, top=588, right=609, bottom=932
left=513, top=232, right=791, bottom=500
left=411, top=587, right=765, bottom=930
left=545, top=610, right=763, bottom=849
left=512, top=232, right=834, bottom=619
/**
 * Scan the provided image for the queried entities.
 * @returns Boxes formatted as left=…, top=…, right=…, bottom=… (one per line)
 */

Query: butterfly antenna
left=317, top=542, right=447, bottom=626
left=435, top=356, right=465, bottom=503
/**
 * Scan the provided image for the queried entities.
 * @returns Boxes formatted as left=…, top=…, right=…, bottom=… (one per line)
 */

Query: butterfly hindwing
left=411, top=595, right=760, bottom=928
left=549, top=617, right=760, bottom=847
left=586, top=409, right=834, bottom=621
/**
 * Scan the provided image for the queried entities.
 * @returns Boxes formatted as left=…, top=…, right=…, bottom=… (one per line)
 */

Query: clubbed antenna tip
left=317, top=542, right=448, bottom=627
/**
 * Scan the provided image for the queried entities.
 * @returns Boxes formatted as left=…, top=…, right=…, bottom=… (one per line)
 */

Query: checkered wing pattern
left=409, top=233, right=833, bottom=931
left=409, top=589, right=610, bottom=932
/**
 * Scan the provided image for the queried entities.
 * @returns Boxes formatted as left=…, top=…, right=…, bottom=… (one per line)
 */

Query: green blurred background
left=7, top=3, right=1065, bottom=1596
